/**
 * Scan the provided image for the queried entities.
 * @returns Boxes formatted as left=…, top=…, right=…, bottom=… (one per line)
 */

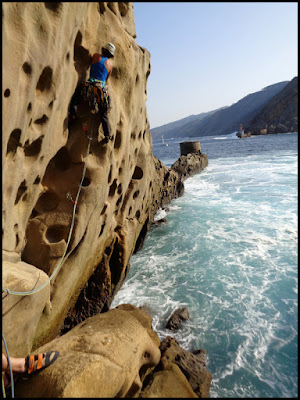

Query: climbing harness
left=82, top=78, right=111, bottom=113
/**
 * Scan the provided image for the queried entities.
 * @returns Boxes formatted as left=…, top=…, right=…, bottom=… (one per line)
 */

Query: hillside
left=150, top=108, right=224, bottom=141
left=245, top=76, right=298, bottom=134
left=151, top=81, right=289, bottom=139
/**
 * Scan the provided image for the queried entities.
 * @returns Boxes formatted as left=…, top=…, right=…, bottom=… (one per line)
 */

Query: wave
left=112, top=141, right=298, bottom=398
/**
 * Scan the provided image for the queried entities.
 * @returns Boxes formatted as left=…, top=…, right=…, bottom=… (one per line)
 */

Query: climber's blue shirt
left=89, top=55, right=109, bottom=82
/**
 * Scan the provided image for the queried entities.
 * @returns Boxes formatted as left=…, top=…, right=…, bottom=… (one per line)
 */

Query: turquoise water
left=111, top=133, right=298, bottom=398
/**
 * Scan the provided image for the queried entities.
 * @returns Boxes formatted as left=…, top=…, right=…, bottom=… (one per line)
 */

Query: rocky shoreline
left=171, top=150, right=208, bottom=181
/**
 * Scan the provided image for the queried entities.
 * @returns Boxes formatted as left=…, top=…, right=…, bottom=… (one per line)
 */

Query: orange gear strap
left=37, top=353, right=43, bottom=370
left=28, top=355, right=35, bottom=374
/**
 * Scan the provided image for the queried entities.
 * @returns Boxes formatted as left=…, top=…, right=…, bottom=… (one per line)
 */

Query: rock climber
left=2, top=351, right=59, bottom=391
left=87, top=42, right=115, bottom=143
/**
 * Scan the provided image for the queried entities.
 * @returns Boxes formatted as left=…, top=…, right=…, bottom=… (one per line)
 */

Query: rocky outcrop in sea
left=171, top=151, right=208, bottom=180
left=2, top=2, right=209, bottom=397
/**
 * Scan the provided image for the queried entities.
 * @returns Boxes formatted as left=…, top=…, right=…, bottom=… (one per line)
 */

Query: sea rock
left=140, top=336, right=212, bottom=398
left=166, top=307, right=190, bottom=331
left=2, top=2, right=184, bottom=355
left=171, top=151, right=208, bottom=180
left=152, top=217, right=168, bottom=226
left=15, top=304, right=161, bottom=398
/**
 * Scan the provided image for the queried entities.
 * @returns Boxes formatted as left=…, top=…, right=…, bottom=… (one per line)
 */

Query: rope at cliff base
left=2, top=333, right=14, bottom=398
left=2, top=137, right=92, bottom=297
left=2, top=377, right=6, bottom=399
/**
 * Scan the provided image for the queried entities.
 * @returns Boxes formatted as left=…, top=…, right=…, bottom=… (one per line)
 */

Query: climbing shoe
left=24, top=351, right=59, bottom=376
left=104, top=135, right=113, bottom=143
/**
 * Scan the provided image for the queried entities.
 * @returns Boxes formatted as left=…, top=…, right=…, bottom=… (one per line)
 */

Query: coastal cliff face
left=3, top=3, right=211, bottom=397
left=2, top=2, right=183, bottom=356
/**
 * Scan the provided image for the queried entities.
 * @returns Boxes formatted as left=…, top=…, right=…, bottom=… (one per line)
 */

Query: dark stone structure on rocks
left=180, top=141, right=201, bottom=156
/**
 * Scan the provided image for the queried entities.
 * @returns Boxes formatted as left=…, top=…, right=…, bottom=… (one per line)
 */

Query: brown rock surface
left=140, top=364, right=199, bottom=398
left=2, top=257, right=50, bottom=357
left=14, top=305, right=161, bottom=398
left=141, top=336, right=212, bottom=398
left=2, top=2, right=183, bottom=356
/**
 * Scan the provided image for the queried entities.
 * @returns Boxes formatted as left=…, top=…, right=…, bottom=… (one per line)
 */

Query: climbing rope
left=2, top=333, right=14, bottom=398
left=2, top=129, right=92, bottom=398
left=2, top=135, right=91, bottom=297
left=2, top=113, right=98, bottom=397
left=2, top=378, right=6, bottom=399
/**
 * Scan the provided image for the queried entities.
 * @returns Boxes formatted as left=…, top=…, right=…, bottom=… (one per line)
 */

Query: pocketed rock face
left=2, top=2, right=183, bottom=356
left=171, top=151, right=208, bottom=180
left=14, top=305, right=161, bottom=398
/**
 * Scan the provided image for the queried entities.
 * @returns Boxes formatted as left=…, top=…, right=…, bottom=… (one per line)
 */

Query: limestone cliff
left=2, top=2, right=183, bottom=356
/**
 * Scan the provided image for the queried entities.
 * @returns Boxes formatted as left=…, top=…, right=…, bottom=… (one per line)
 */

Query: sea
left=111, top=132, right=298, bottom=398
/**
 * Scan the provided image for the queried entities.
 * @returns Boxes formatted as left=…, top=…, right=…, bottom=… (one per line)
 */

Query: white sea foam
left=154, top=207, right=167, bottom=221
left=113, top=136, right=298, bottom=398
left=166, top=204, right=181, bottom=212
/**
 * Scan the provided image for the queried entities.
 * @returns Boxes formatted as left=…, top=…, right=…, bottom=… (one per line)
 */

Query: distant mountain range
left=151, top=79, right=297, bottom=140
left=150, top=107, right=227, bottom=141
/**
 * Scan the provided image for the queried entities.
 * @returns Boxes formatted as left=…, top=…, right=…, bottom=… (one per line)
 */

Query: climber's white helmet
left=105, top=42, right=115, bottom=56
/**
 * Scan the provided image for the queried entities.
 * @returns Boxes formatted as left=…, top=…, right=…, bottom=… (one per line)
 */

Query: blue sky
left=133, top=2, right=298, bottom=128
